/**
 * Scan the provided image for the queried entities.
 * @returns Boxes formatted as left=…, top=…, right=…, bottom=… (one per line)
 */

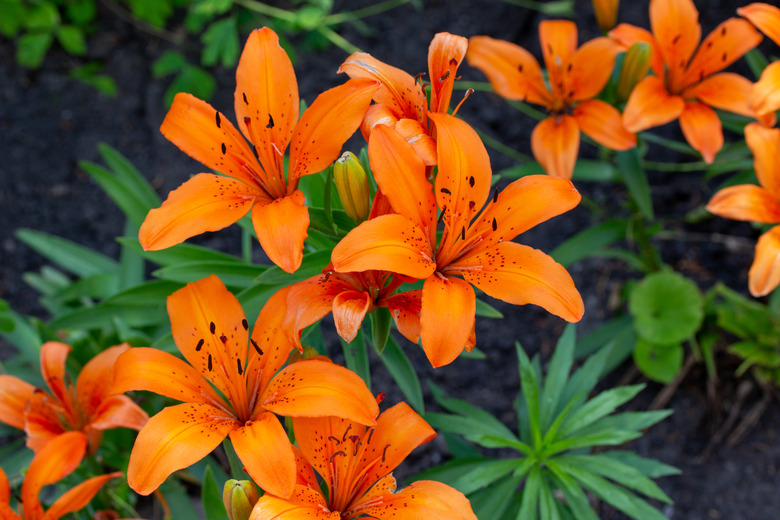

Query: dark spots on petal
left=243, top=92, right=248, bottom=105
left=210, top=322, right=216, bottom=334
left=251, top=339, right=263, bottom=356
left=208, top=354, right=213, bottom=372
left=382, top=443, right=391, bottom=463
left=722, top=51, right=728, bottom=62
left=449, top=58, right=458, bottom=66
left=266, top=114, right=274, bottom=129
left=440, top=187, right=451, bottom=195
left=242, top=318, right=249, bottom=330
left=220, top=334, right=228, bottom=344
left=518, top=63, right=524, bottom=72
left=492, top=217, right=497, bottom=231
left=196, top=339, right=204, bottom=352
left=493, top=188, right=499, bottom=203
left=721, top=26, right=727, bottom=36
left=221, top=143, right=227, bottom=155
left=469, top=176, right=475, bottom=187
left=215, top=111, right=221, bottom=128
left=236, top=358, right=243, bottom=375
left=461, top=226, right=466, bottom=240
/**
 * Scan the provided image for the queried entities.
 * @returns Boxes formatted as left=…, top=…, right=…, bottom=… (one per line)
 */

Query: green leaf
left=516, top=342, right=542, bottom=450
left=126, top=0, right=173, bottom=26
left=617, top=148, right=653, bottom=219
left=602, top=451, right=681, bottom=478
left=545, top=461, right=600, bottom=520
left=0, top=305, right=42, bottom=363
left=118, top=238, right=240, bottom=267
left=65, top=0, right=97, bottom=25
left=471, top=475, right=524, bottom=520
left=152, top=50, right=188, bottom=77
left=17, top=228, right=118, bottom=277
left=56, top=24, right=86, bottom=55
left=517, top=464, right=542, bottom=520
left=159, top=478, right=201, bottom=518
left=633, top=339, right=684, bottom=384
left=202, top=465, right=230, bottom=520
left=17, top=32, right=54, bottom=68
left=201, top=17, right=240, bottom=68
left=51, top=273, right=118, bottom=303
left=340, top=329, right=370, bottom=390
left=629, top=270, right=704, bottom=344
left=417, top=458, right=522, bottom=495
left=540, top=324, right=575, bottom=431
left=48, top=302, right=168, bottom=331
left=164, top=65, right=217, bottom=107
left=69, top=64, right=118, bottom=97
left=551, top=219, right=627, bottom=267
left=254, top=250, right=330, bottom=285
left=24, top=2, right=59, bottom=30
left=745, top=48, right=769, bottom=80
left=558, top=384, right=645, bottom=438
left=0, top=0, right=26, bottom=37
left=378, top=336, right=424, bottom=412
left=153, top=261, right=265, bottom=288
left=369, top=306, right=391, bottom=354
left=570, top=159, right=619, bottom=182
left=476, top=298, right=504, bottom=318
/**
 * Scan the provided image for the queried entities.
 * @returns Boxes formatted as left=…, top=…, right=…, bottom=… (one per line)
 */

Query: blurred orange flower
left=0, top=342, right=147, bottom=456
left=248, top=403, right=477, bottom=520
left=111, top=275, right=379, bottom=498
left=139, top=27, right=378, bottom=273
left=739, top=3, right=780, bottom=118
left=468, top=20, right=636, bottom=179
left=0, top=431, right=121, bottom=520
left=707, top=123, right=780, bottom=296
left=611, top=0, right=763, bottom=163
left=332, top=114, right=583, bottom=367
left=339, top=32, right=468, bottom=165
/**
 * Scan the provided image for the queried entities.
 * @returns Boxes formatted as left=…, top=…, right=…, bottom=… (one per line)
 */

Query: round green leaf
left=634, top=339, right=683, bottom=384
left=629, top=271, right=704, bottom=344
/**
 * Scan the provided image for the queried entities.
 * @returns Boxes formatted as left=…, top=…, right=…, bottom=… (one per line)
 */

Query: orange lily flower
left=707, top=123, right=780, bottom=296
left=139, top=27, right=379, bottom=273
left=111, top=275, right=379, bottom=498
left=611, top=0, right=763, bottom=163
left=468, top=20, right=636, bottom=179
left=331, top=113, right=583, bottom=367
left=339, top=32, right=468, bottom=165
left=738, top=3, right=780, bottom=118
left=248, top=402, right=477, bottom=520
left=0, top=431, right=121, bottom=520
left=0, top=342, right=147, bottom=455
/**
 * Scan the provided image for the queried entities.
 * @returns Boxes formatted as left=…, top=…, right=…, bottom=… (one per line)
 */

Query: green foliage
left=419, top=325, right=676, bottom=520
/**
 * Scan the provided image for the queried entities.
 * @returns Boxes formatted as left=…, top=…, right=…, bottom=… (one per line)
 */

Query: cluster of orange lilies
left=2, top=0, right=780, bottom=517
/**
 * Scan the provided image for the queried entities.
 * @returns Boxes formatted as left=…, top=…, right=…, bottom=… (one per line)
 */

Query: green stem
left=324, top=0, right=411, bottom=24
left=642, top=160, right=708, bottom=172
left=640, top=132, right=699, bottom=156
left=233, top=0, right=297, bottom=22
left=241, top=228, right=252, bottom=263
left=316, top=25, right=362, bottom=54
left=476, top=129, right=532, bottom=163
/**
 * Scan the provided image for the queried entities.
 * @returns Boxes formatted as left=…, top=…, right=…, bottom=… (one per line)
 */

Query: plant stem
left=640, top=132, right=699, bottom=156
left=476, top=129, right=533, bottom=163
left=324, top=0, right=411, bottom=24
left=98, top=0, right=183, bottom=44
left=317, top=25, right=362, bottom=54
left=234, top=0, right=297, bottom=22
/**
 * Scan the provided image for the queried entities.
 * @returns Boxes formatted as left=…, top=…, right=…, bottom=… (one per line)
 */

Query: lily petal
left=751, top=60, right=780, bottom=117
left=567, top=37, right=620, bottom=101
left=451, top=241, right=584, bottom=323
left=469, top=175, right=581, bottom=255
left=682, top=72, right=754, bottom=117
left=751, top=225, right=780, bottom=296
left=288, top=78, right=379, bottom=184
left=45, top=472, right=122, bottom=520
left=383, top=290, right=423, bottom=345
left=428, top=32, right=468, bottom=114
left=139, top=173, right=259, bottom=251
left=111, top=347, right=223, bottom=406
left=0, top=375, right=35, bottom=430
left=679, top=101, right=723, bottom=163
left=420, top=275, right=475, bottom=368
left=746, top=122, right=780, bottom=198
left=234, top=27, right=298, bottom=190
left=40, top=341, right=71, bottom=409
left=284, top=274, right=355, bottom=340
left=332, top=290, right=372, bottom=344
left=23, top=392, right=64, bottom=452
left=682, top=18, right=761, bottom=91
left=76, top=343, right=130, bottom=419
left=369, top=124, right=436, bottom=235
left=573, top=99, right=636, bottom=151
left=89, top=394, right=149, bottom=432
left=466, top=35, right=550, bottom=106
left=167, top=275, right=249, bottom=404
left=395, top=118, right=438, bottom=166
left=531, top=115, right=580, bottom=179
left=706, top=185, right=780, bottom=223
left=339, top=53, right=427, bottom=125
left=229, top=412, right=296, bottom=499
left=251, top=190, right=309, bottom=274
left=609, top=23, right=665, bottom=78
left=0, top=466, right=9, bottom=505
left=160, top=93, right=266, bottom=190
left=738, top=2, right=780, bottom=46
left=127, top=403, right=238, bottom=495
left=352, top=480, right=476, bottom=520
left=22, top=431, right=87, bottom=520
left=650, top=0, right=701, bottom=89
left=262, top=359, right=379, bottom=425
left=622, top=75, right=685, bottom=133
left=539, top=20, right=578, bottom=76
left=332, top=214, right=436, bottom=279
left=249, top=484, right=336, bottom=520
left=429, top=112, right=492, bottom=240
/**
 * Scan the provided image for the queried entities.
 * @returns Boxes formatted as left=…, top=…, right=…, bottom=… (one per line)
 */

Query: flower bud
left=223, top=479, right=259, bottom=520
left=334, top=151, right=370, bottom=224
left=592, top=0, right=619, bottom=32
left=617, top=41, right=652, bottom=102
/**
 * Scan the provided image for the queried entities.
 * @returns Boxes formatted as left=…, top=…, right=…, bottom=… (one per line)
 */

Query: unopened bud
left=223, top=479, right=259, bottom=520
left=334, top=151, right=370, bottom=224
left=592, top=0, right=619, bottom=32
left=617, top=41, right=651, bottom=102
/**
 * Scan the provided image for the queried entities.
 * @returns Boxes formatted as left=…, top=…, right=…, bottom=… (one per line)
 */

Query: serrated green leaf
left=153, top=50, right=188, bottom=78
left=378, top=336, right=423, bottom=413
left=201, top=16, right=239, bottom=68
left=202, top=465, right=230, bottom=520
left=126, top=0, right=173, bottom=26
left=56, top=24, right=86, bottom=55
left=17, top=32, right=54, bottom=68
left=165, top=65, right=216, bottom=107
left=634, top=339, right=684, bottom=383
left=25, top=2, right=59, bottom=30
left=630, top=270, right=704, bottom=344
left=17, top=228, right=118, bottom=277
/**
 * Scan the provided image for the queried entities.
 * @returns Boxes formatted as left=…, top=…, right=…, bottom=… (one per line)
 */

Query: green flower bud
left=222, top=479, right=259, bottom=520
left=592, top=0, right=619, bottom=32
left=617, top=41, right=652, bottom=102
left=334, top=151, right=370, bottom=224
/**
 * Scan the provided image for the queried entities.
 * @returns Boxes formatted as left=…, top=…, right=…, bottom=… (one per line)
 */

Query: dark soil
left=2, top=1, right=780, bottom=519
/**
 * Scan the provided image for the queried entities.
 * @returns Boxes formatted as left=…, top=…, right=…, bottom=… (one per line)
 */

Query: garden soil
left=2, top=1, right=780, bottom=518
